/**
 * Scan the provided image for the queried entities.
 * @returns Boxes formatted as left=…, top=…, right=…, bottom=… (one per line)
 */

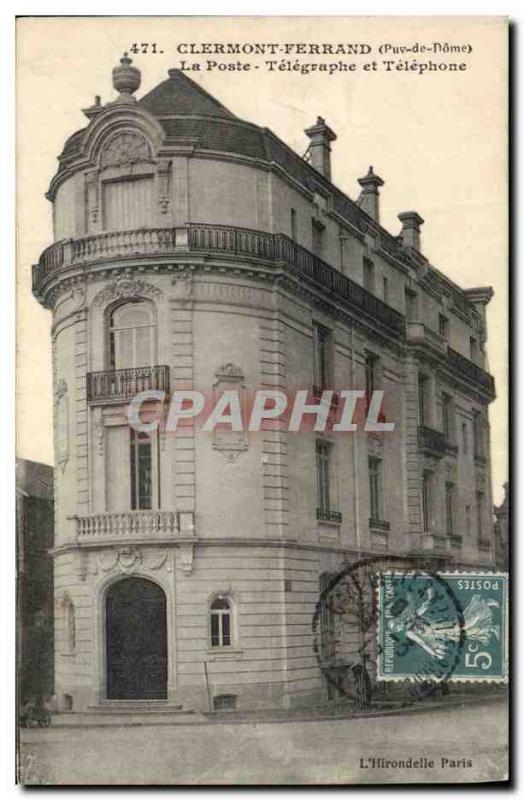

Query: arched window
left=210, top=596, right=232, bottom=648
left=108, top=300, right=155, bottom=370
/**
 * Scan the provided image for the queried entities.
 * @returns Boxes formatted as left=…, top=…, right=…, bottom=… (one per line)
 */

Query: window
left=418, top=374, right=428, bottom=426
left=213, top=694, right=237, bottom=711
left=339, top=235, right=349, bottom=272
left=442, top=393, right=454, bottom=445
left=109, top=300, right=155, bottom=370
left=439, top=314, right=449, bottom=340
left=462, top=422, right=468, bottom=454
left=405, top=289, right=417, bottom=321
left=368, top=457, right=383, bottom=522
left=102, top=175, right=154, bottom=231
left=445, top=482, right=456, bottom=535
left=473, top=410, right=484, bottom=459
left=475, top=491, right=484, bottom=542
left=61, top=597, right=75, bottom=654
left=363, top=257, right=375, bottom=293
left=210, top=597, right=232, bottom=648
left=312, top=219, right=325, bottom=257
left=313, top=322, right=332, bottom=390
left=383, top=276, right=390, bottom=304
left=365, top=353, right=378, bottom=399
left=290, top=208, right=297, bottom=241
left=465, top=504, right=471, bottom=538
left=130, top=429, right=153, bottom=510
left=422, top=470, right=432, bottom=532
left=316, top=440, right=331, bottom=514
left=470, top=336, right=479, bottom=363
left=319, top=573, right=336, bottom=659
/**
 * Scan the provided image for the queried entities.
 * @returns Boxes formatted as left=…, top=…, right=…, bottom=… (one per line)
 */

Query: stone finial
left=357, top=166, right=384, bottom=222
left=112, top=52, right=141, bottom=102
left=398, top=210, right=424, bottom=251
left=304, top=117, right=337, bottom=181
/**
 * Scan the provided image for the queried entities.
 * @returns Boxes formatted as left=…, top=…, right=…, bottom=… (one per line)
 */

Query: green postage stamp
left=377, top=572, right=508, bottom=682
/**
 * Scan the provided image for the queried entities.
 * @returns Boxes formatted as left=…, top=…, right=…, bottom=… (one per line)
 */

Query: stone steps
left=51, top=703, right=203, bottom=727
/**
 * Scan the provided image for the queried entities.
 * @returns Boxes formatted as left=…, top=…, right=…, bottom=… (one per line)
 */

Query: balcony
left=317, top=508, right=342, bottom=525
left=86, top=365, right=170, bottom=405
left=369, top=518, right=391, bottom=532
left=447, top=534, right=463, bottom=550
left=418, top=425, right=447, bottom=457
left=33, top=224, right=406, bottom=339
left=478, top=538, right=492, bottom=551
left=447, top=347, right=495, bottom=396
left=406, top=322, right=447, bottom=356
left=74, top=510, right=178, bottom=544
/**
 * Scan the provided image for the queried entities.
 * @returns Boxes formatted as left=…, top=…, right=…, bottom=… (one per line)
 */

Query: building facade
left=32, top=55, right=497, bottom=713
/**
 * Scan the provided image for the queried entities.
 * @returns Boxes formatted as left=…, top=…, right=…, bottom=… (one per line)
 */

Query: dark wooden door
left=106, top=577, right=167, bottom=700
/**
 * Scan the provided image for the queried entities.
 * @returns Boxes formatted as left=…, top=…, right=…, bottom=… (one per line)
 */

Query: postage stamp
left=377, top=572, right=508, bottom=683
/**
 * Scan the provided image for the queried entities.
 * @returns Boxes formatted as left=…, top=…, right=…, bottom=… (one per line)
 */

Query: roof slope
left=138, top=69, right=236, bottom=119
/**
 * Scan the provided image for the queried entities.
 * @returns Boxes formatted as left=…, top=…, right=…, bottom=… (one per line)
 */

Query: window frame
left=209, top=595, right=234, bottom=649
left=368, top=456, right=383, bottom=522
left=313, top=322, right=332, bottom=391
left=129, top=428, right=158, bottom=510
left=108, top=299, right=157, bottom=371
left=316, top=439, right=331, bottom=514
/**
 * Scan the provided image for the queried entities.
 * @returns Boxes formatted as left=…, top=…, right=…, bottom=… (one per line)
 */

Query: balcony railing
left=369, top=518, right=391, bottom=532
left=418, top=425, right=447, bottom=457
left=447, top=347, right=495, bottom=395
left=75, top=511, right=178, bottom=542
left=478, top=538, right=492, bottom=551
left=406, top=322, right=447, bottom=355
left=33, top=224, right=405, bottom=339
left=86, top=365, right=170, bottom=404
left=317, top=508, right=342, bottom=524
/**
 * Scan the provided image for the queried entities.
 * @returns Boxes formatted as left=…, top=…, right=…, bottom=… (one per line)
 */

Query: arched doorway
left=105, top=577, right=167, bottom=700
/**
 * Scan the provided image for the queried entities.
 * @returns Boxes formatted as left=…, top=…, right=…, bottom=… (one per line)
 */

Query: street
left=19, top=698, right=508, bottom=785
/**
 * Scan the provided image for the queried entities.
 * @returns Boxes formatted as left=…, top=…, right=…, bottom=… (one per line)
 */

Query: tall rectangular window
left=316, top=440, right=331, bottom=514
left=383, top=276, right=390, bottom=304
left=422, top=470, right=432, bottom=532
left=470, top=336, right=479, bottom=363
left=405, top=289, right=417, bottom=321
left=103, top=176, right=154, bottom=231
left=313, top=322, right=332, bottom=390
left=442, top=393, right=454, bottom=444
left=465, top=504, right=471, bottom=538
left=363, top=257, right=375, bottom=293
left=439, top=314, right=449, bottom=339
left=368, top=457, right=382, bottom=521
left=476, top=491, right=484, bottom=542
left=473, top=409, right=484, bottom=458
left=312, top=219, right=325, bottom=257
left=462, top=422, right=468, bottom=454
left=290, top=208, right=297, bottom=241
left=418, top=374, right=428, bottom=426
left=365, top=352, right=378, bottom=399
left=445, top=482, right=456, bottom=535
left=130, top=429, right=153, bottom=510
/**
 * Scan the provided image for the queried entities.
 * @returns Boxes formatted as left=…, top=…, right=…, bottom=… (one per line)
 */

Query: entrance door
left=106, top=577, right=167, bottom=700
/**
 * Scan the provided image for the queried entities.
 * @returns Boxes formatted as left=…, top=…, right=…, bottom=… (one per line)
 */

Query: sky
left=16, top=16, right=508, bottom=503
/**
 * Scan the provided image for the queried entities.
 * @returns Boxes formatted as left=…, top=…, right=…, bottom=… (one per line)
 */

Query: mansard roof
left=138, top=69, right=237, bottom=119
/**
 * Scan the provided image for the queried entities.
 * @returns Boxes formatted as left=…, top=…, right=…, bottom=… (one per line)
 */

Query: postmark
left=377, top=572, right=508, bottom=683
left=312, top=555, right=466, bottom=705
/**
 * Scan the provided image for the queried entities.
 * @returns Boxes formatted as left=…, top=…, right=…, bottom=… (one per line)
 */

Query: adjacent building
left=32, top=55, right=497, bottom=713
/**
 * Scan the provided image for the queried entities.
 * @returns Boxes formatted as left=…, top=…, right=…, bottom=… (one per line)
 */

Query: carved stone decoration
left=69, top=278, right=87, bottom=311
left=100, top=132, right=151, bottom=167
left=98, top=546, right=170, bottom=575
left=94, top=276, right=161, bottom=306
left=93, top=409, right=105, bottom=456
left=54, top=378, right=70, bottom=474
left=157, top=160, right=171, bottom=213
left=212, top=363, right=248, bottom=462
left=363, top=229, right=379, bottom=254
left=178, top=541, right=196, bottom=576
left=445, top=460, right=458, bottom=483
left=85, top=170, right=100, bottom=224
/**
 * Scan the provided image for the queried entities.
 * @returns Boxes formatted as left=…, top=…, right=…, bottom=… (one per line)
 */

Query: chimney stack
left=398, top=211, right=424, bottom=251
left=357, top=166, right=384, bottom=222
left=304, top=117, right=337, bottom=181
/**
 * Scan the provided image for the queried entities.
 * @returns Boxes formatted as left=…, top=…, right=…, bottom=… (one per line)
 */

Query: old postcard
left=16, top=15, right=509, bottom=785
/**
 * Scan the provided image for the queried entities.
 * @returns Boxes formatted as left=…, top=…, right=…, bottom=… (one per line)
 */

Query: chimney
left=357, top=166, right=384, bottom=223
left=398, top=211, right=424, bottom=251
left=304, top=117, right=337, bottom=181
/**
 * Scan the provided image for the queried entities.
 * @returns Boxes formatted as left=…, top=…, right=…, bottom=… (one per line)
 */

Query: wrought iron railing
left=418, top=425, right=447, bottom=456
left=447, top=347, right=495, bottom=395
left=86, top=365, right=170, bottom=404
left=317, top=508, right=342, bottom=524
left=369, top=518, right=391, bottom=531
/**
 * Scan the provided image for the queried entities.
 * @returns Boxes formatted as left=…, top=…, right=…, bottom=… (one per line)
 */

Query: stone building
left=16, top=459, right=54, bottom=707
left=494, top=483, right=509, bottom=571
left=32, top=55, right=497, bottom=713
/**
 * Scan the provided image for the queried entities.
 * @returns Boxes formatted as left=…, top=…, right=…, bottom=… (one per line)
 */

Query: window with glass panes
left=130, top=429, right=153, bottom=510
left=313, top=323, right=331, bottom=390
left=210, top=597, right=232, bottom=647
left=316, top=440, right=331, bottom=513
left=445, top=482, right=456, bottom=535
left=368, top=457, right=382, bottom=521
left=109, top=300, right=155, bottom=370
